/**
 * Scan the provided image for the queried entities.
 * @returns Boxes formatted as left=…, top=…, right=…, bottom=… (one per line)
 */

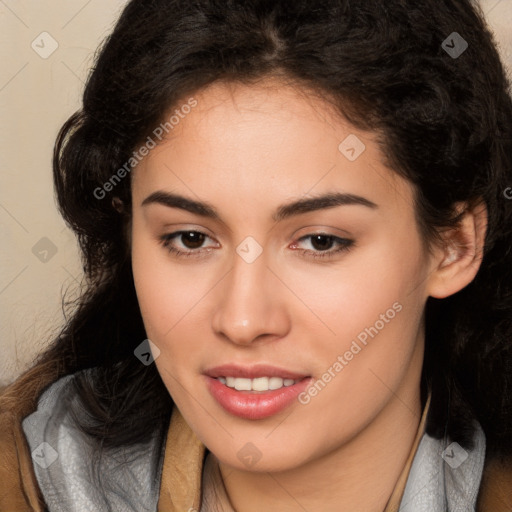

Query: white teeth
left=252, top=377, right=269, bottom=391
left=234, top=378, right=252, bottom=391
left=269, top=377, right=284, bottom=390
left=218, top=376, right=300, bottom=391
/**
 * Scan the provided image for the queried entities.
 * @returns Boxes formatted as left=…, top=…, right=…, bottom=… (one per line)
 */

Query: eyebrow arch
left=141, top=191, right=378, bottom=222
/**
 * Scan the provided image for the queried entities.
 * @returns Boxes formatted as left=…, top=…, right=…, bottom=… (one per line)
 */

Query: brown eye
left=179, top=231, right=206, bottom=249
left=292, top=233, right=354, bottom=260
left=309, top=234, right=336, bottom=251
left=159, top=230, right=218, bottom=259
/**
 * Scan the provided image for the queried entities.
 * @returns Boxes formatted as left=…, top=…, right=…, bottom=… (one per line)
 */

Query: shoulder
left=0, top=363, right=66, bottom=512
left=8, top=368, right=167, bottom=512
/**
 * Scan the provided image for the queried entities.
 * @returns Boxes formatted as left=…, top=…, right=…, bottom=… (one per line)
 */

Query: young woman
left=1, top=0, right=511, bottom=510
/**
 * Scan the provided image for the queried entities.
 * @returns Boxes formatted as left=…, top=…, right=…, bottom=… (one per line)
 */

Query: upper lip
left=204, top=364, right=309, bottom=380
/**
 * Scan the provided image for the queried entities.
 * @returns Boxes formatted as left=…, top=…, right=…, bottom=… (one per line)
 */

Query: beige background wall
left=1, top=0, right=511, bottom=386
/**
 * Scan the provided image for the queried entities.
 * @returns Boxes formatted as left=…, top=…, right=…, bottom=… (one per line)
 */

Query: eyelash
left=158, top=231, right=354, bottom=260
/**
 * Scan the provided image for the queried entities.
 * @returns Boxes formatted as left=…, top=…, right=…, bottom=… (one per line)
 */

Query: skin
left=129, top=77, right=487, bottom=511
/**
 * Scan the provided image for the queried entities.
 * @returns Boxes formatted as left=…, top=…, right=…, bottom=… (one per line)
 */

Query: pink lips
left=204, top=363, right=309, bottom=380
left=204, top=364, right=312, bottom=420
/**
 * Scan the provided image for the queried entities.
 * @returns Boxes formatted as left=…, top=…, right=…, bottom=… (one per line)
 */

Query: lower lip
left=205, top=376, right=312, bottom=420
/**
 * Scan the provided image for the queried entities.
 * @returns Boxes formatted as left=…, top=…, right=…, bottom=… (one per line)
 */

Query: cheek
left=131, top=219, right=200, bottom=332
left=281, top=234, right=427, bottom=401
left=130, top=222, right=215, bottom=389
left=280, top=233, right=425, bottom=337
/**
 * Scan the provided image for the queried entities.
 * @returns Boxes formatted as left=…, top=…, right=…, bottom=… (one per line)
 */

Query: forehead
left=131, top=78, right=412, bottom=217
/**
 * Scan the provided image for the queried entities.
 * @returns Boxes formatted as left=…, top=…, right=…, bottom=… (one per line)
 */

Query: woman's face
left=130, top=78, right=435, bottom=472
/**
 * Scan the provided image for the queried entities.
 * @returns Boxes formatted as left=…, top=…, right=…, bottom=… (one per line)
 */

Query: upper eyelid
left=162, top=230, right=218, bottom=246
left=162, top=230, right=351, bottom=248
left=292, top=233, right=353, bottom=249
left=160, top=221, right=352, bottom=237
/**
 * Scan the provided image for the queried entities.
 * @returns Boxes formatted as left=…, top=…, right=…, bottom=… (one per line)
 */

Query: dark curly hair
left=16, top=0, right=512, bottom=463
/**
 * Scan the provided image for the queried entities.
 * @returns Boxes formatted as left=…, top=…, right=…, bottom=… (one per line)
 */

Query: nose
left=211, top=247, right=291, bottom=346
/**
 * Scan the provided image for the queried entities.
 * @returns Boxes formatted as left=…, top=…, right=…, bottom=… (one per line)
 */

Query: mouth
left=204, top=364, right=312, bottom=419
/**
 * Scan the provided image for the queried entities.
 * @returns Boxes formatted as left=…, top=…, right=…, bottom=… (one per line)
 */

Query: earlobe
left=112, top=196, right=124, bottom=213
left=427, top=200, right=488, bottom=299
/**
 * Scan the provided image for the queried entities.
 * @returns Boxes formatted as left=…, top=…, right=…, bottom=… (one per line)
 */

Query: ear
left=427, top=200, right=488, bottom=299
left=112, top=196, right=125, bottom=213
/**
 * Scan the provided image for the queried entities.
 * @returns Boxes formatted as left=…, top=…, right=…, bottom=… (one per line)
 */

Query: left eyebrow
left=141, top=191, right=378, bottom=222
left=272, top=192, right=378, bottom=222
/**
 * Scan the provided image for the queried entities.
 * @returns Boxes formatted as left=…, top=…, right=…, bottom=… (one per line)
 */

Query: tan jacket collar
left=158, top=405, right=206, bottom=511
